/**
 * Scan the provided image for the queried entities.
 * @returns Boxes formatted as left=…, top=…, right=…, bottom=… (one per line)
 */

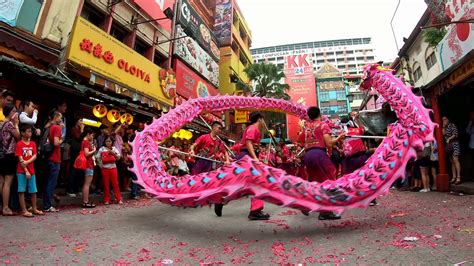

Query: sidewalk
left=37, top=188, right=141, bottom=207
left=451, top=181, right=474, bottom=195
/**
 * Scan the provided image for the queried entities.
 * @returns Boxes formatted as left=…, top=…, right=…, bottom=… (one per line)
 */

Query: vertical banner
left=284, top=54, right=317, bottom=142
left=214, top=0, right=233, bottom=46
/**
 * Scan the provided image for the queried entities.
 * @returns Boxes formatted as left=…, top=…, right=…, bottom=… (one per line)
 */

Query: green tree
left=237, top=63, right=291, bottom=138
left=242, top=63, right=291, bottom=100
left=423, top=27, right=447, bottom=47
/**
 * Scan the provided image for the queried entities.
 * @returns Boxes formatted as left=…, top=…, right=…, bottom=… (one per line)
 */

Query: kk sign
left=285, top=54, right=313, bottom=76
left=284, top=53, right=317, bottom=142
left=66, top=16, right=173, bottom=105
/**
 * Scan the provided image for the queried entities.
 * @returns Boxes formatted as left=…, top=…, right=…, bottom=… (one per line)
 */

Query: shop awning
left=0, top=56, right=160, bottom=117
left=0, top=25, right=60, bottom=65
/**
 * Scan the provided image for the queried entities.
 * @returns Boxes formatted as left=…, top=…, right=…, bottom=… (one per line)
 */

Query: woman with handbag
left=0, top=103, right=20, bottom=216
left=67, top=118, right=84, bottom=197
left=97, top=136, right=122, bottom=205
left=78, top=128, right=96, bottom=208
left=442, top=117, right=462, bottom=185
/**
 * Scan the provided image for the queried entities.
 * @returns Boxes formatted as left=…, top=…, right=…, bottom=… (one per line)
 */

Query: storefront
left=63, top=16, right=176, bottom=126
left=425, top=51, right=474, bottom=191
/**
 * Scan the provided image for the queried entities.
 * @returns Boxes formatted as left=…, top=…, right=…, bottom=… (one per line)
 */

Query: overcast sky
left=237, top=0, right=428, bottom=61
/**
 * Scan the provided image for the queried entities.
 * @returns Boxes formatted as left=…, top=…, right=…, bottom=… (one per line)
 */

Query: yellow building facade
left=218, top=2, right=253, bottom=96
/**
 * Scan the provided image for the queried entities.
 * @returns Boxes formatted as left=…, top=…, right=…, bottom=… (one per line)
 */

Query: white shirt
left=97, top=146, right=121, bottom=169
left=467, top=121, right=474, bottom=149
left=19, top=111, right=38, bottom=125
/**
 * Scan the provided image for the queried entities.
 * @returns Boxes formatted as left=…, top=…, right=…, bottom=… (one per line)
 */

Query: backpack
left=38, top=127, right=53, bottom=160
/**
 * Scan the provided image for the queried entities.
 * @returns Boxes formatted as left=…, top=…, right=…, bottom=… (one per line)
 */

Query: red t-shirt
left=49, top=125, right=61, bottom=163
left=297, top=120, right=330, bottom=150
left=343, top=127, right=367, bottom=157
left=240, top=124, right=261, bottom=147
left=15, top=140, right=37, bottom=174
left=81, top=139, right=94, bottom=169
left=194, top=134, right=225, bottom=158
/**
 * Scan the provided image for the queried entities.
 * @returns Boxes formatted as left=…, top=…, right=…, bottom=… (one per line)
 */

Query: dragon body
left=130, top=64, right=435, bottom=214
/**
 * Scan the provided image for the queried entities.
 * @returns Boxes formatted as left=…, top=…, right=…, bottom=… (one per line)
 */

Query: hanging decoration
left=92, top=104, right=108, bottom=118
left=120, top=113, right=134, bottom=125
left=107, top=109, right=121, bottom=123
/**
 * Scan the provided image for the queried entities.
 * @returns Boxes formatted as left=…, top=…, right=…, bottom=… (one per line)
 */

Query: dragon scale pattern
left=130, top=64, right=436, bottom=214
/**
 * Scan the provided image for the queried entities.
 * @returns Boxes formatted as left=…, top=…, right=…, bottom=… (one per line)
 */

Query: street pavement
left=1, top=190, right=473, bottom=265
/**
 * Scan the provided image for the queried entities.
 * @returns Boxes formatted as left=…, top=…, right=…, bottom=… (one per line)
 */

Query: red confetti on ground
left=177, top=242, right=188, bottom=246
left=389, top=211, right=408, bottom=218
left=278, top=210, right=299, bottom=216
left=264, top=219, right=290, bottom=229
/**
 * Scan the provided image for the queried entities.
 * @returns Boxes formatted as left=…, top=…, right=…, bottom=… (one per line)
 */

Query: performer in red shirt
left=235, top=112, right=270, bottom=220
left=341, top=124, right=370, bottom=174
left=190, top=121, right=230, bottom=174
left=297, top=107, right=345, bottom=220
left=190, top=121, right=230, bottom=217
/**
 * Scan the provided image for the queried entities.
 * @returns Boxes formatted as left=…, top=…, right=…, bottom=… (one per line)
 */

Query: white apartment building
left=250, top=38, right=377, bottom=76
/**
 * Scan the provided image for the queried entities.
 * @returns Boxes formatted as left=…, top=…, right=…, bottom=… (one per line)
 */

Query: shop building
left=386, top=2, right=473, bottom=191
left=423, top=1, right=474, bottom=190
left=1, top=0, right=180, bottom=132
left=315, top=64, right=351, bottom=117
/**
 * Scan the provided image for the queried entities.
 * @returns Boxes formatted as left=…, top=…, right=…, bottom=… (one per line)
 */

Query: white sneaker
left=419, top=188, right=430, bottom=193
left=68, top=193, right=76, bottom=197
left=44, top=207, right=59, bottom=212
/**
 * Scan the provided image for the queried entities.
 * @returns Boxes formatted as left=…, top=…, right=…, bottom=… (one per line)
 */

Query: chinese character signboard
left=132, top=0, right=175, bottom=34
left=319, top=81, right=345, bottom=91
left=284, top=54, right=318, bottom=142
left=66, top=16, right=173, bottom=105
left=174, top=25, right=220, bottom=87
left=234, top=110, right=249, bottom=124
left=178, top=0, right=220, bottom=62
left=214, top=0, right=233, bottom=46
left=174, top=59, right=219, bottom=99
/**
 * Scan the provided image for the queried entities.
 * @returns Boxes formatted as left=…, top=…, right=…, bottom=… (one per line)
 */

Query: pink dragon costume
left=130, top=64, right=435, bottom=214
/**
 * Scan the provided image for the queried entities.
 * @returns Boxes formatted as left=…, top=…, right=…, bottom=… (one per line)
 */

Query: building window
left=134, top=38, right=148, bottom=56
left=336, top=90, right=346, bottom=101
left=154, top=52, right=167, bottom=68
left=319, top=91, right=330, bottom=102
left=426, top=52, right=437, bottom=70
left=413, top=67, right=422, bottom=82
left=110, top=22, right=128, bottom=42
left=14, top=0, right=43, bottom=33
left=81, top=2, right=105, bottom=27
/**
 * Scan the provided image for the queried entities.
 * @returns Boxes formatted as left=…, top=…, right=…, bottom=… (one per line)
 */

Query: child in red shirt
left=16, top=124, right=43, bottom=217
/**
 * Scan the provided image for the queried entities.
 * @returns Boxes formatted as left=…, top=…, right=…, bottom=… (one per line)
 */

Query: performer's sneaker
left=248, top=210, right=270, bottom=220
left=214, top=204, right=224, bottom=217
left=369, top=199, right=379, bottom=206
left=318, top=212, right=341, bottom=220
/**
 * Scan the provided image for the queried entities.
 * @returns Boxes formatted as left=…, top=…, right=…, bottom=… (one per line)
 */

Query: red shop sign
left=174, top=59, right=219, bottom=99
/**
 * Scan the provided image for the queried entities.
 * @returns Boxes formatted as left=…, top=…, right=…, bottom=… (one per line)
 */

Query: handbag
left=101, top=150, right=116, bottom=165
left=0, top=122, right=13, bottom=160
left=73, top=151, right=87, bottom=170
